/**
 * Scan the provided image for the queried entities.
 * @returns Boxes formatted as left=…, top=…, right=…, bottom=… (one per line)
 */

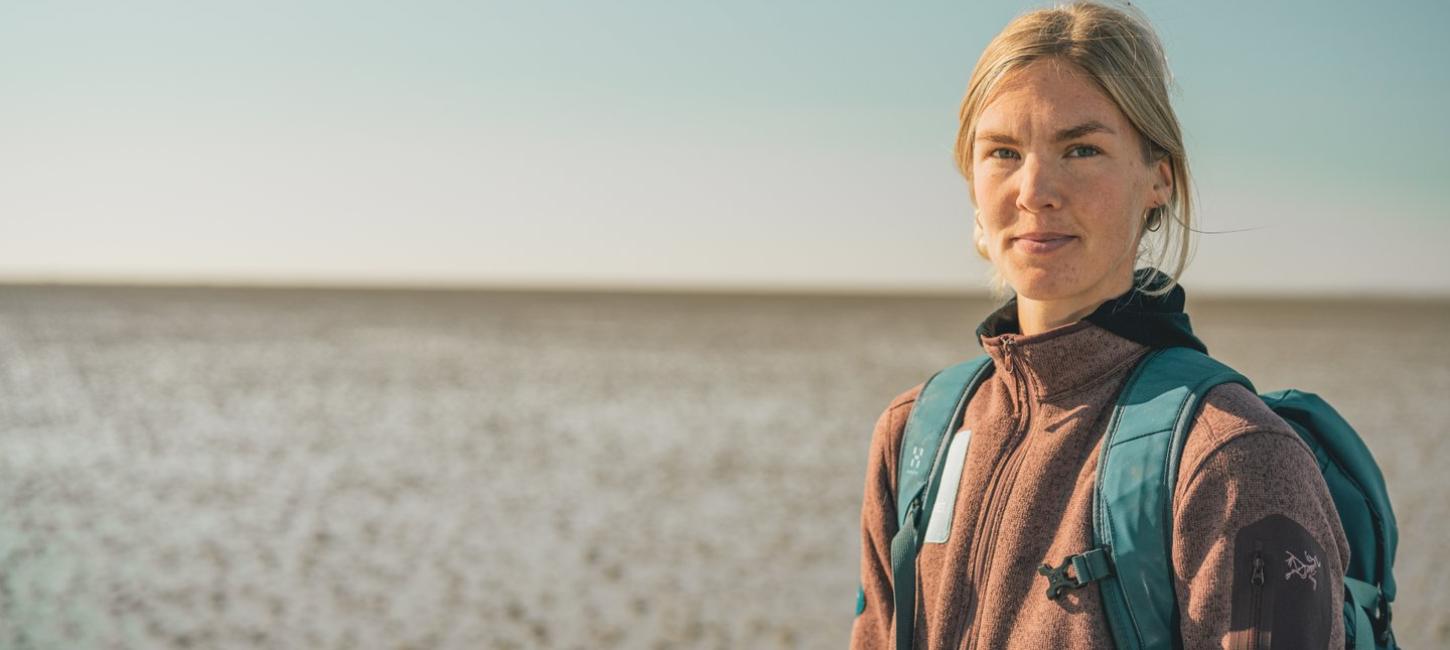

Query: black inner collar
left=975, top=268, right=1208, bottom=353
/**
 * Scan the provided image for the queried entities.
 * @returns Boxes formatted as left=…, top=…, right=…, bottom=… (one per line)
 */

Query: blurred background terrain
left=0, top=286, right=1444, bottom=648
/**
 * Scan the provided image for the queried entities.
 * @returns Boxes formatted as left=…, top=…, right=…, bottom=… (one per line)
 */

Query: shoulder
left=870, top=382, right=924, bottom=452
left=1175, top=381, right=1320, bottom=507
left=1178, top=381, right=1307, bottom=472
left=882, top=383, right=922, bottom=417
left=1195, top=381, right=1296, bottom=442
left=865, top=382, right=925, bottom=495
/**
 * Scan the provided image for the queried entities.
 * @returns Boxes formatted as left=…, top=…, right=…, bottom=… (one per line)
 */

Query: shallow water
left=0, top=285, right=1443, bottom=648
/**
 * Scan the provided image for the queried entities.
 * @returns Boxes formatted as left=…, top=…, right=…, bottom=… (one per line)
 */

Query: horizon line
left=1, top=274, right=1447, bottom=303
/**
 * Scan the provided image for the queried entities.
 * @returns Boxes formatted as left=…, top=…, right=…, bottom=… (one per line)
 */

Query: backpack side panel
left=1260, top=389, right=1398, bottom=601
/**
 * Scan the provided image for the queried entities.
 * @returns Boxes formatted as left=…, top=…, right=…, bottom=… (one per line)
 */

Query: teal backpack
left=882, top=346, right=1399, bottom=650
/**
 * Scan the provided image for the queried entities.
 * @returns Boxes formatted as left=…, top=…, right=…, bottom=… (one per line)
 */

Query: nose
left=1015, top=156, right=1064, bottom=213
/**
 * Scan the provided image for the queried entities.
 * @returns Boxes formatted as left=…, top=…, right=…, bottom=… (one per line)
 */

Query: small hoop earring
left=1146, top=206, right=1164, bottom=232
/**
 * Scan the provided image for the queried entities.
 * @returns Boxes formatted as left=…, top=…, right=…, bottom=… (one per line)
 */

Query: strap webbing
left=1071, top=547, right=1114, bottom=584
left=1344, top=577, right=1380, bottom=650
left=890, top=500, right=922, bottom=650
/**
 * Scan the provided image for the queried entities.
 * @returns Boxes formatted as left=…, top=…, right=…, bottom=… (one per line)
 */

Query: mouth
left=1011, top=233, right=1077, bottom=255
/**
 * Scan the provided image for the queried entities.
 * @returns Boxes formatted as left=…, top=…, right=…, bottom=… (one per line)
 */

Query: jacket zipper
left=1234, top=543, right=1268, bottom=650
left=961, top=335, right=1032, bottom=650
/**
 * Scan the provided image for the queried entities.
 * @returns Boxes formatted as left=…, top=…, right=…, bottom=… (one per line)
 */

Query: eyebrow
left=976, top=120, right=1117, bottom=145
left=1055, top=120, right=1116, bottom=141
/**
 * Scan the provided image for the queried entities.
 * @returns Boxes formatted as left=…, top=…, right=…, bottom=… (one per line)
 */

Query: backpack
left=882, top=346, right=1399, bottom=650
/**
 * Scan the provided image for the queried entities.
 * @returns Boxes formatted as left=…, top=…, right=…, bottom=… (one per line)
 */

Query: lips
left=1012, top=233, right=1077, bottom=254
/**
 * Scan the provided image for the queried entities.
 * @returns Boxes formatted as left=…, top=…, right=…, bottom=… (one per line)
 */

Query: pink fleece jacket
left=850, top=318, right=1350, bottom=649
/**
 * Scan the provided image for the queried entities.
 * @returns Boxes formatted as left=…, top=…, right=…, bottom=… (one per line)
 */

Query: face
left=970, top=58, right=1172, bottom=304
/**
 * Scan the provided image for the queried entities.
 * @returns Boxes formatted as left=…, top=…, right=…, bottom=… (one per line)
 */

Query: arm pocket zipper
left=1233, top=541, right=1275, bottom=650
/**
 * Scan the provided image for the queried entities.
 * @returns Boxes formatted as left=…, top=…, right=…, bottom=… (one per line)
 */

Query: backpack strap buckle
left=1038, top=547, right=1114, bottom=600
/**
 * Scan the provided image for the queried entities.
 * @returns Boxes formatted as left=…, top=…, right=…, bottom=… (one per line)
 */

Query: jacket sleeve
left=850, top=389, right=917, bottom=650
left=1171, top=396, right=1351, bottom=649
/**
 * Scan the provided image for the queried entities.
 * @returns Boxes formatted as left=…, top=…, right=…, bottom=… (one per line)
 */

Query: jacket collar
left=974, top=268, right=1208, bottom=399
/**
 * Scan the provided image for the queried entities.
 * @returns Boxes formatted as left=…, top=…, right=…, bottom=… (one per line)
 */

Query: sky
left=2, top=0, right=1447, bottom=296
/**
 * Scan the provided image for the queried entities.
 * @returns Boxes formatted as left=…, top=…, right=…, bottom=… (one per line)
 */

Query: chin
left=1003, top=266, right=1084, bottom=302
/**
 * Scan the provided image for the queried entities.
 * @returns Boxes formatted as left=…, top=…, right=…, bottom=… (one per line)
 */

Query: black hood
left=975, top=267, right=1208, bottom=353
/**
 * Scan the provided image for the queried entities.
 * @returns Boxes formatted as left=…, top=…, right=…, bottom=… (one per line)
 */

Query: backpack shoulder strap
left=889, top=354, right=993, bottom=650
left=1092, top=347, right=1253, bottom=650
left=895, top=355, right=995, bottom=523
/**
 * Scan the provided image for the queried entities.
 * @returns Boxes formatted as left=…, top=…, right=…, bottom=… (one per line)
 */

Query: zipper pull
left=1001, top=336, right=1016, bottom=375
left=1251, top=550, right=1265, bottom=586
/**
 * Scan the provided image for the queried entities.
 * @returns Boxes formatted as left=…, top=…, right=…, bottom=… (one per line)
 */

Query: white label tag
left=924, top=428, right=972, bottom=544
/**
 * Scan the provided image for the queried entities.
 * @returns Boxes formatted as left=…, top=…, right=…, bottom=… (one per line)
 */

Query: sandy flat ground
left=0, top=285, right=1443, bottom=649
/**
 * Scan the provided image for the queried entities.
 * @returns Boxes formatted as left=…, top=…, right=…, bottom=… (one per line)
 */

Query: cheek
left=1074, top=173, right=1142, bottom=233
left=969, top=163, right=990, bottom=205
left=971, top=169, right=1011, bottom=216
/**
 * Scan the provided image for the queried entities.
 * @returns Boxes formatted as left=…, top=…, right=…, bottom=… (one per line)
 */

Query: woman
left=850, top=3, right=1349, bottom=649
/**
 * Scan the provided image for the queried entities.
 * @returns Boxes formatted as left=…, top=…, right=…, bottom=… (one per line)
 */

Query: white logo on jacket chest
left=1284, top=550, right=1320, bottom=590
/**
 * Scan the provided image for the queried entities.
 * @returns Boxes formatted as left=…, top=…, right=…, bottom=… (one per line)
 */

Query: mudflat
left=0, top=285, right=1443, bottom=648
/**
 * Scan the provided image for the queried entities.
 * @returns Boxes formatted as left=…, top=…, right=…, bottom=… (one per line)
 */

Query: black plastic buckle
left=1037, top=556, right=1085, bottom=600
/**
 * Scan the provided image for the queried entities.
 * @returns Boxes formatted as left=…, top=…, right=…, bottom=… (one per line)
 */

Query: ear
left=1149, top=157, right=1173, bottom=207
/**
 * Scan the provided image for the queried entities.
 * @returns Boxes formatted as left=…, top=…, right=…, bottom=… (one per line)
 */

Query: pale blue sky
left=2, top=0, right=1447, bottom=296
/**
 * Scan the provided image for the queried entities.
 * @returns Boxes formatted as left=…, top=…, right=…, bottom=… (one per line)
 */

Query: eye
left=987, top=148, right=1020, bottom=160
left=1067, top=145, right=1101, bottom=158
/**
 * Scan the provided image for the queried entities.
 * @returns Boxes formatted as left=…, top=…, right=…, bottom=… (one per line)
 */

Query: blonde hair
left=956, top=1, right=1192, bottom=299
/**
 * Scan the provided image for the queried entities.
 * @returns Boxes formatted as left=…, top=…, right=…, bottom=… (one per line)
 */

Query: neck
left=1015, top=273, right=1135, bottom=336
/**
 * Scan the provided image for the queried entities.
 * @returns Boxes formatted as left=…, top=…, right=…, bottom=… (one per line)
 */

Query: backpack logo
left=909, top=446, right=924, bottom=471
left=1284, top=550, right=1321, bottom=590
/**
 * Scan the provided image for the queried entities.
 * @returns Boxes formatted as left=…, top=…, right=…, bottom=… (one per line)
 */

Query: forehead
left=976, top=59, right=1132, bottom=135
